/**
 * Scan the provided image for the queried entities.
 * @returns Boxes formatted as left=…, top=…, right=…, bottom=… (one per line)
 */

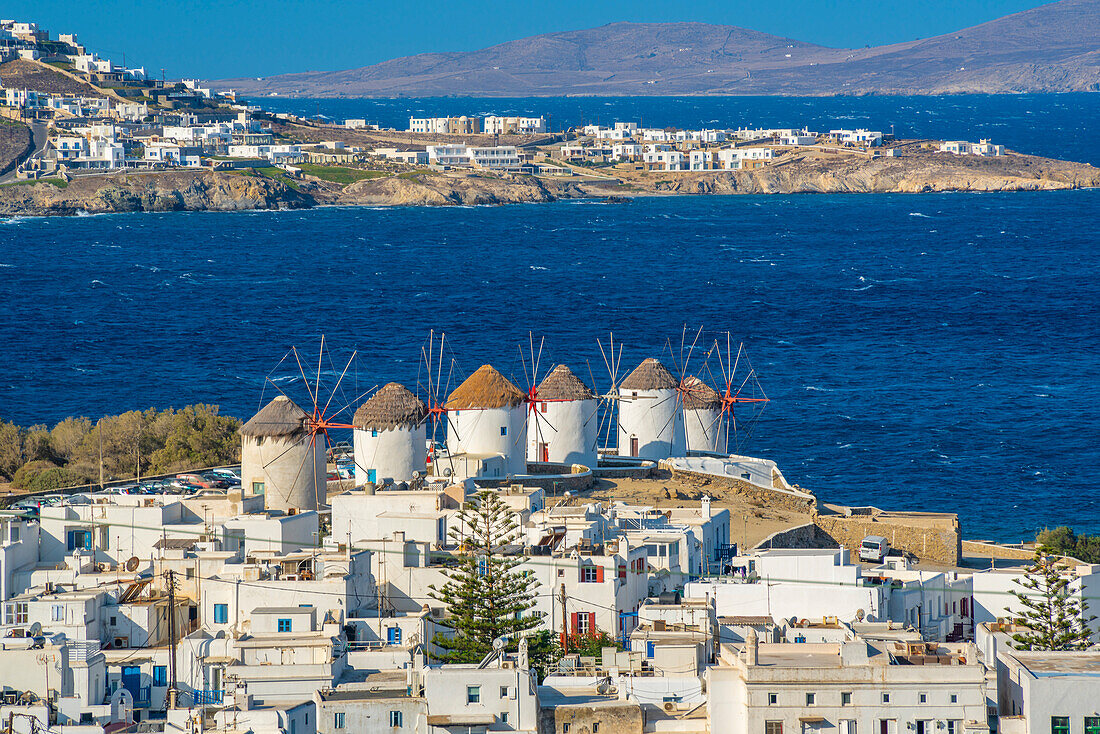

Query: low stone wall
left=660, top=462, right=816, bottom=515
left=754, top=522, right=828, bottom=551
left=592, top=462, right=656, bottom=479
left=961, top=540, right=1036, bottom=561
left=813, top=511, right=962, bottom=566
left=477, top=465, right=594, bottom=492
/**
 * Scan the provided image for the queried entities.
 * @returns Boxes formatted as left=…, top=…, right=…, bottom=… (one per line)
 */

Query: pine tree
left=429, top=490, right=542, bottom=663
left=1009, top=549, right=1096, bottom=651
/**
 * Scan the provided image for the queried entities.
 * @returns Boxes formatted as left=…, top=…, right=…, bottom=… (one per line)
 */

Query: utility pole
left=165, top=570, right=179, bottom=708
left=559, top=583, right=568, bottom=654
left=98, top=420, right=104, bottom=490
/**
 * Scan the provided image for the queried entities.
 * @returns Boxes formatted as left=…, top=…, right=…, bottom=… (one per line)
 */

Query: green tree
left=11, top=460, right=81, bottom=492
left=49, top=416, right=92, bottom=463
left=146, top=405, right=240, bottom=473
left=1036, top=526, right=1100, bottom=565
left=429, top=490, right=542, bottom=664
left=0, top=419, right=25, bottom=480
left=1010, top=549, right=1096, bottom=651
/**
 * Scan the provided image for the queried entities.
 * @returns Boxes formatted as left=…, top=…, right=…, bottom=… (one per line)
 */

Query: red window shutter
left=618, top=564, right=626, bottom=579
left=587, top=613, right=596, bottom=635
left=570, top=612, right=579, bottom=633
left=596, top=566, right=604, bottom=583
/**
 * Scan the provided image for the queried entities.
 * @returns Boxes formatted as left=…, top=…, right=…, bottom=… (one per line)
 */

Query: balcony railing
left=192, top=690, right=224, bottom=706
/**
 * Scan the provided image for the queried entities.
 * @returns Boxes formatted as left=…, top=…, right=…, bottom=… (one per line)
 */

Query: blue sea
left=1, top=95, right=1098, bottom=542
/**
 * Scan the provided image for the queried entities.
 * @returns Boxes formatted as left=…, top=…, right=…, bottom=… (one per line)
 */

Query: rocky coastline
left=1, top=149, right=1097, bottom=217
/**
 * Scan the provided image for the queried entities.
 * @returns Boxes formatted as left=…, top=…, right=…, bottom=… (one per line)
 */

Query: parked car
left=859, top=535, right=890, bottom=563
left=176, top=473, right=218, bottom=489
left=211, top=468, right=241, bottom=481
left=199, top=473, right=231, bottom=489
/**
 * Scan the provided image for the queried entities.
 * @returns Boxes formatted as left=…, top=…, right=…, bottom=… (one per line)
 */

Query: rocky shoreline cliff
left=1, top=150, right=1097, bottom=217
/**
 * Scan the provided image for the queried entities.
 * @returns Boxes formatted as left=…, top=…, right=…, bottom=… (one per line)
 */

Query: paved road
left=0, top=120, right=48, bottom=184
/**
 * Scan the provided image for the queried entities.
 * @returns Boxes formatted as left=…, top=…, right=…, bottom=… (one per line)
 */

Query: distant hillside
left=212, top=0, right=1100, bottom=97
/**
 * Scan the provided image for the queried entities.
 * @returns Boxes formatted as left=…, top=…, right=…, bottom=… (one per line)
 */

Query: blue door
left=121, top=666, right=142, bottom=697
left=367, top=469, right=376, bottom=483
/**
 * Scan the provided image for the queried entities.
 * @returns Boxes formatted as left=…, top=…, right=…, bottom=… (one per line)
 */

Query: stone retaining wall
left=961, top=540, right=1035, bottom=561
left=813, top=512, right=962, bottom=566
left=660, top=462, right=816, bottom=514
left=754, top=522, right=827, bottom=551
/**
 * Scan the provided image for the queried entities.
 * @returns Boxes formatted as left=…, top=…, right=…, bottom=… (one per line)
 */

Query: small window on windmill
left=500, top=426, right=507, bottom=436
left=540, top=402, right=547, bottom=413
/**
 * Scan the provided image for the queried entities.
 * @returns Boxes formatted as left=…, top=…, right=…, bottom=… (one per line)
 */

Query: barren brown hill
left=212, top=0, right=1100, bottom=97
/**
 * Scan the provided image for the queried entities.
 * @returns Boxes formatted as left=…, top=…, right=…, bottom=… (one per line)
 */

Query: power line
left=0, top=509, right=1079, bottom=601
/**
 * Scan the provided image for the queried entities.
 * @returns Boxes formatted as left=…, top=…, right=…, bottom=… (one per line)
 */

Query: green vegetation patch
left=1037, top=526, right=1100, bottom=564
left=0, top=405, right=241, bottom=490
left=255, top=166, right=302, bottom=191
left=296, top=162, right=387, bottom=184
left=396, top=169, right=439, bottom=179
left=0, top=178, right=68, bottom=190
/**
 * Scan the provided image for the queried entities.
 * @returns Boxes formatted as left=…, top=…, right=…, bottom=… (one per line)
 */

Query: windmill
left=513, top=333, right=599, bottom=468
left=415, top=330, right=462, bottom=480
left=591, top=332, right=626, bottom=456
left=242, top=337, right=375, bottom=513
left=704, top=333, right=770, bottom=455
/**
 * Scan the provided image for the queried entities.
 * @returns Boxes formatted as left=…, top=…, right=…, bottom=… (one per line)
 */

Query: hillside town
left=1, top=343, right=1098, bottom=734
left=0, top=18, right=1010, bottom=189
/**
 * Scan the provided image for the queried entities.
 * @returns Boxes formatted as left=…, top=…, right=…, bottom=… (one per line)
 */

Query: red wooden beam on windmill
left=515, top=333, right=599, bottom=467
left=706, top=332, right=770, bottom=455
left=244, top=336, right=375, bottom=513
left=415, top=329, right=463, bottom=479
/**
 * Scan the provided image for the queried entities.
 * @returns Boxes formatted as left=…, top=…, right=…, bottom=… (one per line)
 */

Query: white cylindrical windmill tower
left=526, top=364, right=598, bottom=468
left=239, top=395, right=324, bottom=513
left=445, top=365, right=528, bottom=478
left=352, top=382, right=427, bottom=485
left=682, top=375, right=726, bottom=454
left=617, top=357, right=686, bottom=460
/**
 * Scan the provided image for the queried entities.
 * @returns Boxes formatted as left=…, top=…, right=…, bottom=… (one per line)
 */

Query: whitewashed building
left=445, top=365, right=528, bottom=479
left=353, top=382, right=427, bottom=485
left=239, top=395, right=324, bottom=513
left=526, top=364, right=598, bottom=467
left=682, top=376, right=724, bottom=452
left=617, top=358, right=685, bottom=460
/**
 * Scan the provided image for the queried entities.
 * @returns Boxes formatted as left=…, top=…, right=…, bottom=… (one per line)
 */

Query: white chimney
left=701, top=495, right=712, bottom=519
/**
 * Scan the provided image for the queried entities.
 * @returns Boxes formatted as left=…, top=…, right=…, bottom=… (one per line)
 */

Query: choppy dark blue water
left=2, top=95, right=1098, bottom=542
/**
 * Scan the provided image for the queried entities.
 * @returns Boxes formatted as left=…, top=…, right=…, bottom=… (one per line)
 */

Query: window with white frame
left=333, top=712, right=345, bottom=729
left=389, top=711, right=403, bottom=727
left=5, top=602, right=27, bottom=625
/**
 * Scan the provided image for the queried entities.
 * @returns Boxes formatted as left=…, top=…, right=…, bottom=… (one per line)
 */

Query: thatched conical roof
left=537, top=365, right=595, bottom=401
left=240, top=395, right=310, bottom=439
left=445, top=365, right=526, bottom=410
left=620, top=358, right=677, bottom=391
left=681, top=376, right=721, bottom=410
left=353, top=382, right=427, bottom=431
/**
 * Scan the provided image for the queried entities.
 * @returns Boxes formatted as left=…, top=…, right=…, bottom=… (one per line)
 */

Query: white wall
left=448, top=406, right=527, bottom=478
left=526, top=398, right=598, bottom=467
left=618, top=388, right=685, bottom=460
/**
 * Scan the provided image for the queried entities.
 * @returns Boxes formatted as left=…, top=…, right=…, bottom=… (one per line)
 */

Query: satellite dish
left=125, top=556, right=140, bottom=572
left=856, top=608, right=866, bottom=622
left=443, top=467, right=452, bottom=477
left=412, top=471, right=421, bottom=480
left=29, top=622, right=42, bottom=636
left=493, top=636, right=507, bottom=651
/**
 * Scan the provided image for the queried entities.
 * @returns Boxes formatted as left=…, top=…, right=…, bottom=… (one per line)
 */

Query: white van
left=859, top=535, right=890, bottom=563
